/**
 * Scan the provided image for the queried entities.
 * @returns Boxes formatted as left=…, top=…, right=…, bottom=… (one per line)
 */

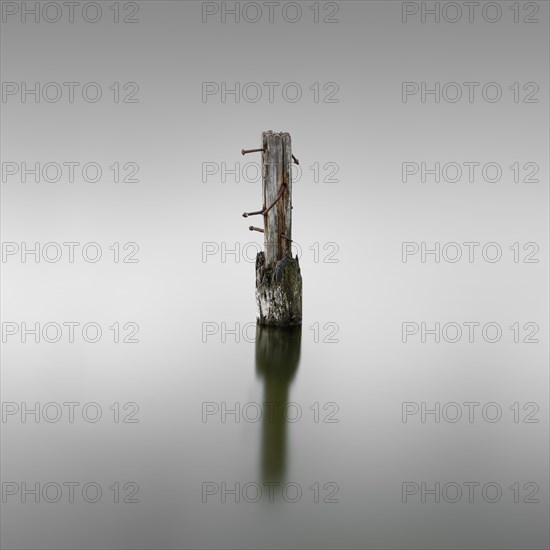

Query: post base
left=255, top=252, right=302, bottom=327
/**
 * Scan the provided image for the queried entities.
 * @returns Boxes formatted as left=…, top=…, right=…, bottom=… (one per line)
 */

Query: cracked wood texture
left=262, top=131, right=292, bottom=267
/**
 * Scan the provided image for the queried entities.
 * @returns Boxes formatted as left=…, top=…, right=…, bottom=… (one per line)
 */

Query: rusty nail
left=241, top=147, right=266, bottom=156
left=242, top=209, right=265, bottom=218
left=249, top=226, right=264, bottom=233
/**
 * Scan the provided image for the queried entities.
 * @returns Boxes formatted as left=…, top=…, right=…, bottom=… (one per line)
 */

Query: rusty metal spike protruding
left=242, top=209, right=265, bottom=218
left=241, top=147, right=266, bottom=156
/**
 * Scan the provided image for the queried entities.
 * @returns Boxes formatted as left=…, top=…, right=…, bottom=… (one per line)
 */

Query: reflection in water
left=255, top=325, right=302, bottom=484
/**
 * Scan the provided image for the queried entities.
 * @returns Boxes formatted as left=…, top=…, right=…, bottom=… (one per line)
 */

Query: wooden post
left=262, top=131, right=292, bottom=266
left=243, top=131, right=302, bottom=326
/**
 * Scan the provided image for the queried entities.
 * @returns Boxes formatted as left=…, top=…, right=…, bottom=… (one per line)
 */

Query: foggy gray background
left=1, top=1, right=548, bottom=548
